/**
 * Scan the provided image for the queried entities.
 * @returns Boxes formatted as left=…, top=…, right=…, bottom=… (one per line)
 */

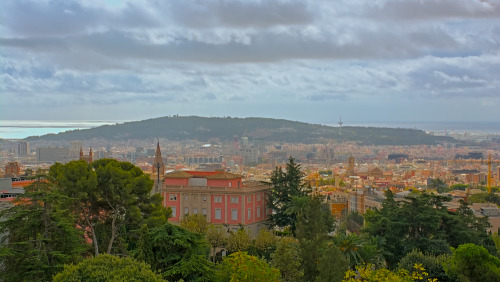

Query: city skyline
left=1, top=0, right=500, bottom=125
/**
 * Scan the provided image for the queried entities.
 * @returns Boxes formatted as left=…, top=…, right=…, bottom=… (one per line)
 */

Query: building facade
left=161, top=170, right=271, bottom=237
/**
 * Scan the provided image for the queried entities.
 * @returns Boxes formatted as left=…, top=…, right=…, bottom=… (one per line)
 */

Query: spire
left=153, top=141, right=165, bottom=175
left=153, top=141, right=165, bottom=194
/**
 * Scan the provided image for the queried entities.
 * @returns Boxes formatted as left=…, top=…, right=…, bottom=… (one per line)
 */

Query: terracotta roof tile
left=164, top=171, right=194, bottom=179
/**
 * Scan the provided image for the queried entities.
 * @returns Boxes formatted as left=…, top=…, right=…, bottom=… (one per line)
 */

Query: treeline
left=2, top=159, right=499, bottom=281
left=25, top=116, right=454, bottom=146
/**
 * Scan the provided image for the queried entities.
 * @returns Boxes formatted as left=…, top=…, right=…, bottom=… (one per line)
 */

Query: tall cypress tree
left=267, top=157, right=309, bottom=234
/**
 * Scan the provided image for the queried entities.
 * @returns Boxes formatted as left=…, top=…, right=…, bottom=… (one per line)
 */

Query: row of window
left=171, top=207, right=208, bottom=217
left=174, top=206, right=262, bottom=221
left=169, top=194, right=264, bottom=203
left=169, top=194, right=208, bottom=202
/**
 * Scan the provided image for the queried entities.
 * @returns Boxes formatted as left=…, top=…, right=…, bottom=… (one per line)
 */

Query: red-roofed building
left=161, top=170, right=271, bottom=237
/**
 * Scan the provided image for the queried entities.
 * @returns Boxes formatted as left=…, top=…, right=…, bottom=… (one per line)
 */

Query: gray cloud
left=1, top=0, right=499, bottom=124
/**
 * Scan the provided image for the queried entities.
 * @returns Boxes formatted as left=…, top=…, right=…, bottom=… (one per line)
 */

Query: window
left=247, top=208, right=251, bottom=220
left=193, top=208, right=198, bottom=214
left=231, top=209, right=238, bottom=221
left=169, top=194, right=177, bottom=201
left=184, top=194, right=189, bottom=201
left=202, top=195, right=207, bottom=202
left=230, top=196, right=239, bottom=204
left=184, top=207, right=189, bottom=215
left=214, top=196, right=222, bottom=203
left=257, top=194, right=261, bottom=201
left=247, top=196, right=252, bottom=203
left=202, top=208, right=207, bottom=216
left=215, top=208, right=221, bottom=220
left=257, top=206, right=261, bottom=218
left=229, top=182, right=232, bottom=187
left=171, top=206, right=176, bottom=217
left=193, top=195, right=198, bottom=202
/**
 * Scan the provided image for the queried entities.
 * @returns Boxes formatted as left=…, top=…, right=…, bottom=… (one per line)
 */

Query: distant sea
left=0, top=120, right=499, bottom=140
left=341, top=121, right=500, bottom=135
left=0, top=120, right=125, bottom=139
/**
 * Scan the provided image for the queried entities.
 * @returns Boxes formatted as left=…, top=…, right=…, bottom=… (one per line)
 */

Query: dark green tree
left=267, top=157, right=309, bottom=234
left=0, top=175, right=87, bottom=281
left=53, top=254, right=164, bottom=281
left=271, top=236, right=303, bottom=282
left=137, top=223, right=215, bottom=282
left=50, top=159, right=169, bottom=256
left=443, top=243, right=500, bottom=282
left=428, top=178, right=448, bottom=193
left=398, top=249, right=451, bottom=282
left=295, top=195, right=336, bottom=281
left=364, top=191, right=496, bottom=268
left=316, top=243, right=349, bottom=282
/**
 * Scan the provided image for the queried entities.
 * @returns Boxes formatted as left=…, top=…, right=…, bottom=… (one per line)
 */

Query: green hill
left=25, top=116, right=455, bottom=145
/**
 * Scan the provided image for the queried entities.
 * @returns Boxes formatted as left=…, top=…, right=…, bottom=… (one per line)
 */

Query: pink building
left=161, top=170, right=271, bottom=237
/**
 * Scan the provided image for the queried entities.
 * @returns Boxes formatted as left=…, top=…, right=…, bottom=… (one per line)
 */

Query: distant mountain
left=25, top=116, right=455, bottom=145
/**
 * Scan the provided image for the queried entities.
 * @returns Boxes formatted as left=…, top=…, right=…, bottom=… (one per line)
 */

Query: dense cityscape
left=1, top=119, right=500, bottom=281
left=2, top=0, right=500, bottom=281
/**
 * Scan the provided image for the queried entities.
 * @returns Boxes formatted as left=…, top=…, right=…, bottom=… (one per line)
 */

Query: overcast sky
left=1, top=0, right=499, bottom=126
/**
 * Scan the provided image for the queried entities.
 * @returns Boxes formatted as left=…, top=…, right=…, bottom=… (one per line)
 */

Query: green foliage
left=216, top=251, right=280, bottom=282
left=180, top=213, right=209, bottom=234
left=225, top=229, right=251, bottom=254
left=50, top=159, right=169, bottom=256
left=0, top=176, right=87, bottom=282
left=268, top=157, right=310, bottom=234
left=343, top=263, right=437, bottom=282
left=271, top=237, right=303, bottom=282
left=363, top=191, right=495, bottom=268
left=136, top=223, right=215, bottom=282
left=53, top=254, right=164, bottom=281
left=450, top=184, right=468, bottom=191
left=295, top=195, right=336, bottom=281
left=428, top=178, right=448, bottom=193
left=253, top=229, right=277, bottom=260
left=443, top=243, right=500, bottom=282
left=316, top=243, right=349, bottom=282
left=205, top=224, right=226, bottom=262
left=398, top=250, right=451, bottom=282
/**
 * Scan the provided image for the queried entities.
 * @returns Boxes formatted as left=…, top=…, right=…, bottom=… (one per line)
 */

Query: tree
left=398, top=250, right=451, bottom=282
left=428, top=178, right=448, bottom=193
left=136, top=223, right=215, bottom=282
left=295, top=195, right=336, bottom=281
left=50, top=159, right=169, bottom=255
left=267, top=157, right=309, bottom=234
left=443, top=243, right=500, bottom=282
left=205, top=224, right=226, bottom=263
left=271, top=236, right=303, bottom=282
left=363, top=191, right=496, bottom=268
left=181, top=213, right=209, bottom=234
left=0, top=175, right=87, bottom=281
left=343, top=263, right=435, bottom=282
left=216, top=251, right=280, bottom=282
left=253, top=229, right=277, bottom=260
left=316, top=243, right=349, bottom=282
left=53, top=254, right=165, bottom=281
left=225, top=229, right=251, bottom=254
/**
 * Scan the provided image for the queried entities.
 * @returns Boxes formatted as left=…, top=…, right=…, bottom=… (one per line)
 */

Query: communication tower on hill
left=338, top=116, right=343, bottom=135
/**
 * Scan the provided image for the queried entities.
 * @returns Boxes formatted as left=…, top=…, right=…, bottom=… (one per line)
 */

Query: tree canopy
left=53, top=254, right=164, bottom=282
left=49, top=159, right=169, bottom=256
left=363, top=191, right=495, bottom=268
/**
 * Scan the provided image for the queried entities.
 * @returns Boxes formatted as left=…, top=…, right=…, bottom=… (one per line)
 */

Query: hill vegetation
left=25, top=116, right=455, bottom=146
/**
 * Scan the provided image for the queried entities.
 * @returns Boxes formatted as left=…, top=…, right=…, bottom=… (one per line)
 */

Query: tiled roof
left=164, top=171, right=194, bottom=179
left=164, top=170, right=242, bottom=180
left=205, top=172, right=242, bottom=180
